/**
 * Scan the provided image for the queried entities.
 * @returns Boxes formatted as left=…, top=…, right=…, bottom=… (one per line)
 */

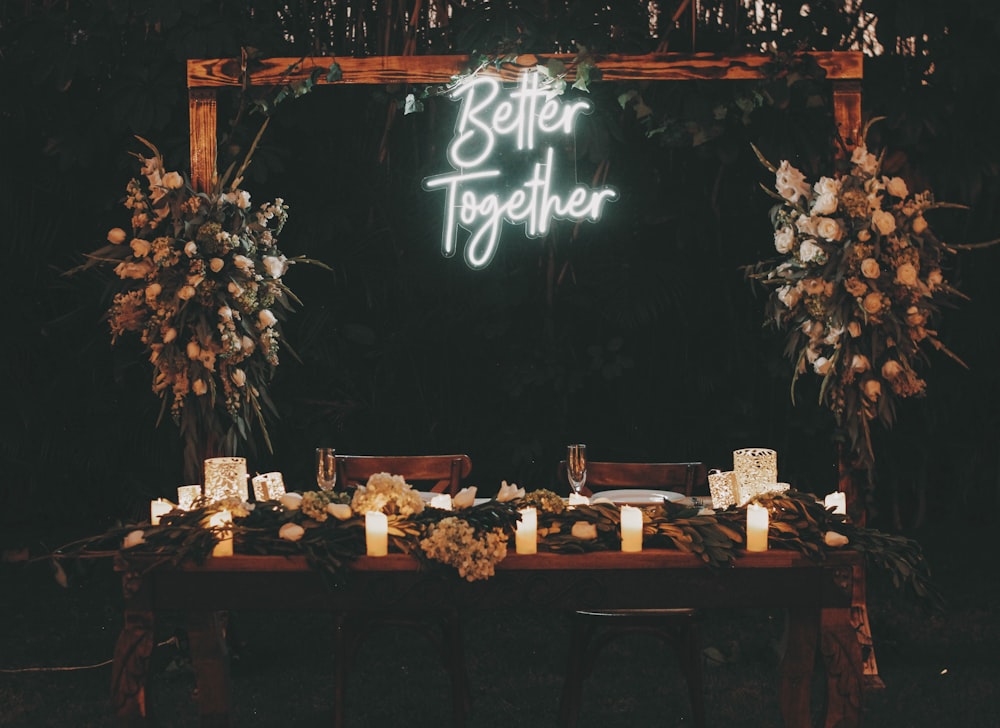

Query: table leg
left=820, top=606, right=863, bottom=728
left=112, top=609, right=155, bottom=727
left=778, top=607, right=819, bottom=728
left=187, top=610, right=233, bottom=728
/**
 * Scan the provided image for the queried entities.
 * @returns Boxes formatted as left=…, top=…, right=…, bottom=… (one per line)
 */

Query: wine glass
left=316, top=448, right=337, bottom=492
left=566, top=444, right=587, bottom=495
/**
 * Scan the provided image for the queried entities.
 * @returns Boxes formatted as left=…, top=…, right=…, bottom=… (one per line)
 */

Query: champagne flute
left=316, top=448, right=337, bottom=492
left=566, top=444, right=587, bottom=495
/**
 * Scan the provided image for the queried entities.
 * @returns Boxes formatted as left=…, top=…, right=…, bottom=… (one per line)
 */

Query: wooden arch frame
left=187, top=51, right=863, bottom=192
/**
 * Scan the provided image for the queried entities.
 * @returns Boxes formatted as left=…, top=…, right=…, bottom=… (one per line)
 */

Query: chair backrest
left=336, top=454, right=472, bottom=495
left=557, top=460, right=707, bottom=497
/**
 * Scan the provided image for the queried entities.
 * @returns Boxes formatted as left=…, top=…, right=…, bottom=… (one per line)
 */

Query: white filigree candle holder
left=252, top=472, right=286, bottom=502
left=204, top=457, right=248, bottom=503
left=733, top=448, right=778, bottom=505
left=177, top=484, right=202, bottom=510
left=707, top=470, right=737, bottom=509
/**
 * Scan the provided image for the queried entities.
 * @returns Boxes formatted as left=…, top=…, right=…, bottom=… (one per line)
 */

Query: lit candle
left=149, top=498, right=173, bottom=526
left=620, top=505, right=643, bottom=553
left=365, top=511, right=388, bottom=557
left=516, top=507, right=537, bottom=555
left=746, top=503, right=769, bottom=552
left=568, top=493, right=590, bottom=507
left=177, top=484, right=202, bottom=510
left=824, top=491, right=847, bottom=515
left=430, top=493, right=453, bottom=510
left=209, top=509, right=234, bottom=557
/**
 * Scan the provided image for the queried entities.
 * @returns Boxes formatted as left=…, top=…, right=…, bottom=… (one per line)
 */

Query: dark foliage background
left=2, top=0, right=999, bottom=542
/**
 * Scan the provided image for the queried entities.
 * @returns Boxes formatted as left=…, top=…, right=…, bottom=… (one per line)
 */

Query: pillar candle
left=746, top=503, right=769, bottom=552
left=209, top=510, right=234, bottom=557
left=365, top=511, right=388, bottom=557
left=516, top=507, right=537, bottom=555
left=620, top=505, right=643, bottom=553
left=430, top=493, right=453, bottom=510
left=824, top=491, right=847, bottom=515
left=149, top=498, right=173, bottom=526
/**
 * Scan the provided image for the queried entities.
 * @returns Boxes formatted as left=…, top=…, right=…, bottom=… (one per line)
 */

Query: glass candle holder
left=252, top=472, right=286, bottom=502
left=733, top=448, right=778, bottom=505
left=707, top=470, right=737, bottom=509
left=177, top=484, right=202, bottom=510
left=204, top=457, right=248, bottom=503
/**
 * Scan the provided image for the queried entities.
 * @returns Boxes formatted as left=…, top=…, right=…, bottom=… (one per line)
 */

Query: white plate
left=418, top=492, right=489, bottom=506
left=589, top=489, right=684, bottom=504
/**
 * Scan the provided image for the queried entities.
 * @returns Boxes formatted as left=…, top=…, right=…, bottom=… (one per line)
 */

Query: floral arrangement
left=419, top=517, right=509, bottom=581
left=350, top=472, right=427, bottom=517
left=747, top=123, right=968, bottom=473
left=73, top=134, right=323, bottom=478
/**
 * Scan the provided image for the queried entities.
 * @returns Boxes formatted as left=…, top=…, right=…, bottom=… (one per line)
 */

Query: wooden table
left=112, top=549, right=863, bottom=727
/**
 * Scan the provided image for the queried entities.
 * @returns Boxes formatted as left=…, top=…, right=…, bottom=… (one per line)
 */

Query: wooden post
left=188, top=88, right=218, bottom=193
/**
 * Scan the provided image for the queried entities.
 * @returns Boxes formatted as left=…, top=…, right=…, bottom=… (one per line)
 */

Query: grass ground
left=1, top=516, right=998, bottom=728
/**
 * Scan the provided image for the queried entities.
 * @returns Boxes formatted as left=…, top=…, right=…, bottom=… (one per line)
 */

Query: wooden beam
left=188, top=88, right=217, bottom=193
left=187, top=51, right=862, bottom=88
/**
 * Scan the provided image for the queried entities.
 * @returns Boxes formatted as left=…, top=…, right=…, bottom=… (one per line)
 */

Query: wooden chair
left=556, top=460, right=708, bottom=728
left=332, top=454, right=472, bottom=728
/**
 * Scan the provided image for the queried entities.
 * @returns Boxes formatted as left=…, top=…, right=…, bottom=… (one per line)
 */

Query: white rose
left=218, top=306, right=233, bottom=321
left=571, top=522, right=598, bottom=540
left=795, top=215, right=819, bottom=236
left=280, top=493, right=303, bottom=511
left=774, top=227, right=795, bottom=254
left=798, top=239, right=823, bottom=263
left=452, top=486, right=478, bottom=509
left=107, top=227, right=127, bottom=244
left=496, top=480, right=525, bottom=502
left=130, top=238, right=151, bottom=258
left=162, top=171, right=184, bottom=190
left=813, top=356, right=832, bottom=375
left=241, top=336, right=255, bottom=354
left=860, top=258, right=880, bottom=279
left=145, top=283, right=161, bottom=302
left=258, top=309, right=278, bottom=328
left=263, top=255, right=287, bottom=279
left=326, top=503, right=353, bottom=521
left=210, top=258, right=225, bottom=273
left=226, top=189, right=251, bottom=209
left=810, top=192, right=838, bottom=216
left=872, top=209, right=896, bottom=235
left=279, top=522, right=305, bottom=542
left=815, top=217, right=842, bottom=241
left=228, top=281, right=243, bottom=297
left=192, top=379, right=208, bottom=396
left=178, top=285, right=196, bottom=301
left=231, top=368, right=246, bottom=387
left=183, top=241, right=198, bottom=257
left=850, top=145, right=879, bottom=176
left=813, top=176, right=840, bottom=197
left=911, top=216, right=928, bottom=234
left=233, top=255, right=254, bottom=272
left=896, top=263, right=919, bottom=287
left=776, top=285, right=801, bottom=309
left=883, top=176, right=908, bottom=198
left=775, top=160, right=812, bottom=204
left=824, top=531, right=849, bottom=548
left=122, top=530, right=146, bottom=548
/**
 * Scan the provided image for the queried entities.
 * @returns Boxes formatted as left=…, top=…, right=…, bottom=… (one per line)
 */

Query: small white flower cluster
left=419, top=517, right=509, bottom=581
left=350, top=472, right=425, bottom=517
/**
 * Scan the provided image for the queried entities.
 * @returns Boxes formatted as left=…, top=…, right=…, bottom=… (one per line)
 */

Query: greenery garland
left=50, top=487, right=941, bottom=610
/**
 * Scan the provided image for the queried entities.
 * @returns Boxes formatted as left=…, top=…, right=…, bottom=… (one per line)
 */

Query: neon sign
left=423, top=71, right=619, bottom=270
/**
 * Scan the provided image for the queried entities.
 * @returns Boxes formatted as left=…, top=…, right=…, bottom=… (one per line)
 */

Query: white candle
left=149, top=498, right=173, bottom=526
left=620, top=505, right=643, bottom=553
left=746, top=503, right=769, bottom=552
left=430, top=493, right=453, bottom=510
left=568, top=493, right=590, bottom=507
left=516, top=507, right=537, bottom=555
left=177, top=484, right=202, bottom=510
left=209, top=510, right=233, bottom=557
left=365, top=511, right=388, bottom=557
left=824, top=492, right=847, bottom=515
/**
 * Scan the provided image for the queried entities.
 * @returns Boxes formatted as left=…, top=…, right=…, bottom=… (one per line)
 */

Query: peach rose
left=863, top=379, right=882, bottom=401
left=881, top=360, right=903, bottom=379
left=911, top=215, right=928, bottom=234
left=851, top=354, right=871, bottom=372
left=860, top=258, right=880, bottom=279
left=107, top=227, right=127, bottom=244
left=872, top=210, right=896, bottom=235
left=862, top=292, right=883, bottom=314
left=847, top=320, right=862, bottom=338
left=895, top=263, right=919, bottom=287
